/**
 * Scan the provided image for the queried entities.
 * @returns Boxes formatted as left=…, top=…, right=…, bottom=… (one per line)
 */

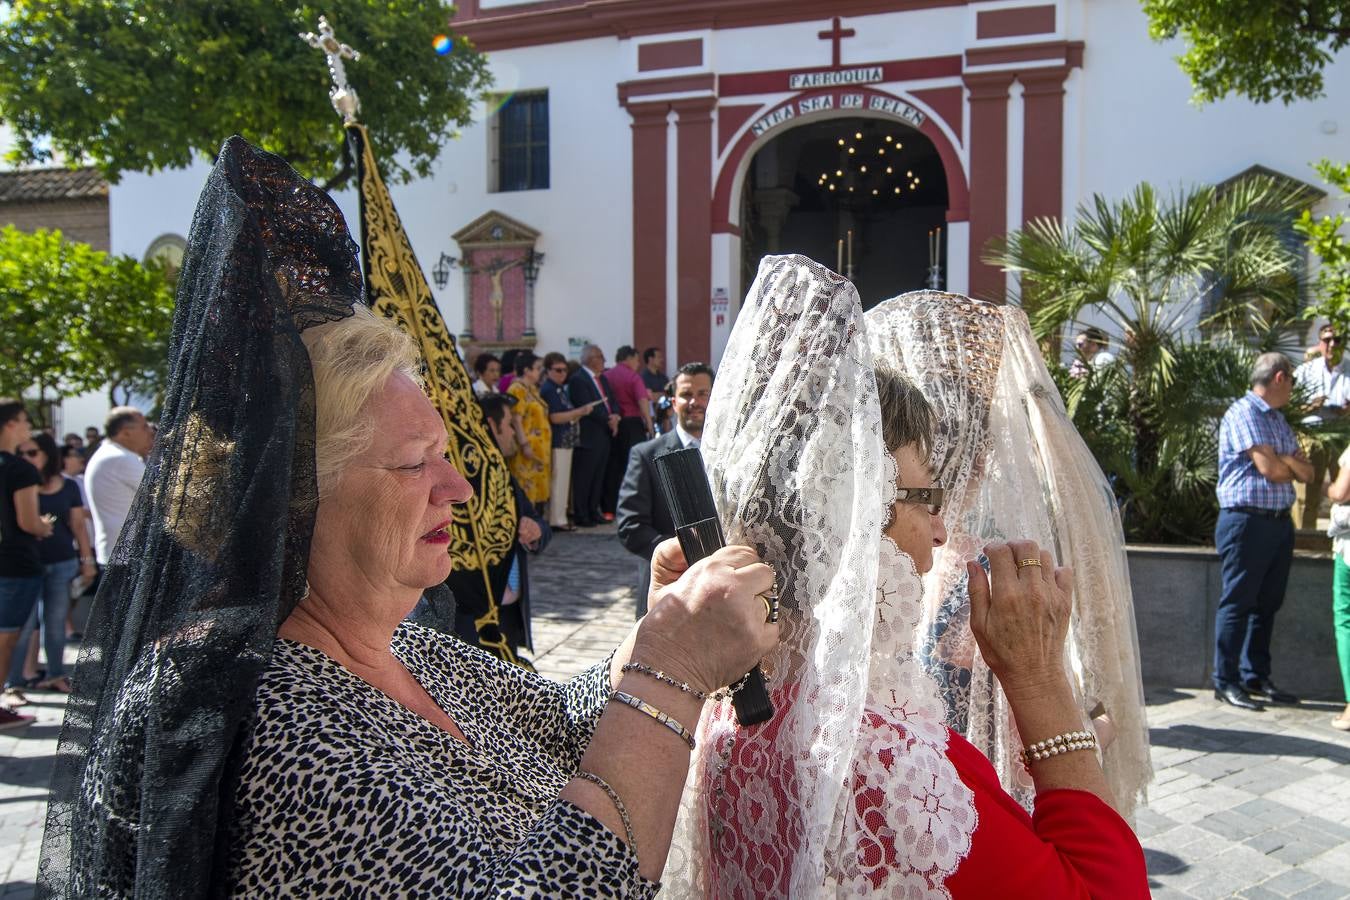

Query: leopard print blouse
left=226, top=623, right=658, bottom=898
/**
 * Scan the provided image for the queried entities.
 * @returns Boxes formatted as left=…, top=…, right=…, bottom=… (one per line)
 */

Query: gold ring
left=1017, top=558, right=1043, bottom=569
left=760, top=589, right=780, bottom=624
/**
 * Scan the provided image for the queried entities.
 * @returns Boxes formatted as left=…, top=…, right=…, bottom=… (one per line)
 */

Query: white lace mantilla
left=830, top=537, right=977, bottom=898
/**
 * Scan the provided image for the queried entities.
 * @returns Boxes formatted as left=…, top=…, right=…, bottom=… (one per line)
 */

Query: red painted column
left=963, top=72, right=1015, bottom=303
left=626, top=101, right=670, bottom=354
left=1020, top=67, right=1070, bottom=225
left=673, top=96, right=716, bottom=364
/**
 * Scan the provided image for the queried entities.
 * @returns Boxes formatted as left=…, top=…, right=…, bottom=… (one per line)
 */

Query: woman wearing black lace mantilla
left=36, top=138, right=778, bottom=898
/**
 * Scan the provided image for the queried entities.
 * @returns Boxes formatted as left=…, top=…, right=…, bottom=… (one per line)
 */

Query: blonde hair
left=303, top=305, right=422, bottom=497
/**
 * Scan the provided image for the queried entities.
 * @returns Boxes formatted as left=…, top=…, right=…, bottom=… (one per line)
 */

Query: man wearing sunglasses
left=1292, top=324, right=1350, bottom=529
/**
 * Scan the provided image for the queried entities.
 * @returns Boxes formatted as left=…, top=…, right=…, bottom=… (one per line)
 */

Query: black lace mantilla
left=38, top=137, right=359, bottom=899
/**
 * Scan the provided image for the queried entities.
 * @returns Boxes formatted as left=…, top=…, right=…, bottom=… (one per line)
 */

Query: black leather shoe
left=1245, top=678, right=1299, bottom=705
left=1214, top=686, right=1264, bottom=710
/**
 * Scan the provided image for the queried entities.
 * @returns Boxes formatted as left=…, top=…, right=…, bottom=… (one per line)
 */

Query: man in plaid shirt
left=1214, top=352, right=1313, bottom=710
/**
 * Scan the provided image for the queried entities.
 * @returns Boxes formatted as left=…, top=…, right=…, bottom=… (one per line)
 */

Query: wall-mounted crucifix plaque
left=452, top=210, right=543, bottom=351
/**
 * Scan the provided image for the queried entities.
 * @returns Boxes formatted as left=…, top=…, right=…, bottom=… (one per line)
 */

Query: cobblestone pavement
left=4, top=527, right=1349, bottom=897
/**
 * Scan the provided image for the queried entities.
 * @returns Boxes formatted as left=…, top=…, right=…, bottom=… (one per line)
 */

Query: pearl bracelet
left=1021, top=729, right=1098, bottom=767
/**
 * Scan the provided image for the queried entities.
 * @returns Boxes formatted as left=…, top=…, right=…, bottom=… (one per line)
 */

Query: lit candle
left=847, top=229, right=853, bottom=272
left=837, top=238, right=844, bottom=274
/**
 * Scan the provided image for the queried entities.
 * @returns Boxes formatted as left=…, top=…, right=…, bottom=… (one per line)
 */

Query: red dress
left=941, top=730, right=1146, bottom=897
left=704, top=699, right=1148, bottom=899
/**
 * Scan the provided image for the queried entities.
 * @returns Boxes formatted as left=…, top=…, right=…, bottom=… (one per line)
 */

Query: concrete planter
left=1127, top=544, right=1343, bottom=701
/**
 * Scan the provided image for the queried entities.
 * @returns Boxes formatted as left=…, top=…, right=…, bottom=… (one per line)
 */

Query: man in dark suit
left=617, top=362, right=714, bottom=617
left=567, top=344, right=621, bottom=527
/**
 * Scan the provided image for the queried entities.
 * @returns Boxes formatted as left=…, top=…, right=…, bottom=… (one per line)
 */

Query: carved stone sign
left=749, top=89, right=927, bottom=137
left=788, top=66, right=883, bottom=90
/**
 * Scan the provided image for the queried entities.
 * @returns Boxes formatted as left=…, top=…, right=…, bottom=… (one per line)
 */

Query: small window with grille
left=491, top=91, right=549, bottom=193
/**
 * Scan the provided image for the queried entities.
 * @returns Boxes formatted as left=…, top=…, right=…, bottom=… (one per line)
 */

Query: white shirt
left=1091, top=349, right=1115, bottom=369
left=1294, top=355, right=1350, bottom=424
left=85, top=439, right=146, bottom=564
left=674, top=422, right=700, bottom=450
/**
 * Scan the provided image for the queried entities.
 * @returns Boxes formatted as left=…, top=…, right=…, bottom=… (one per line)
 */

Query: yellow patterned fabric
left=346, top=123, right=521, bottom=665
left=507, top=379, right=552, bottom=505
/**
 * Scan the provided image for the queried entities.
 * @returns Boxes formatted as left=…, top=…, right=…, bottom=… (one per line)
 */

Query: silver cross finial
left=300, top=15, right=362, bottom=124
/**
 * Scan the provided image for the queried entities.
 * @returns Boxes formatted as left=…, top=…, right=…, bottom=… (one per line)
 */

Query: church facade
left=108, top=0, right=1350, bottom=368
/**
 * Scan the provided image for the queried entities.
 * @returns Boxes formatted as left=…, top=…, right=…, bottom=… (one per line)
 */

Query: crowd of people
left=470, top=343, right=684, bottom=532
left=0, top=404, right=152, bottom=730
left=5, top=138, right=1344, bottom=898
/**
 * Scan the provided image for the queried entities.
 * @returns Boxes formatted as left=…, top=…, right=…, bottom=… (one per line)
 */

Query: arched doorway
left=739, top=116, right=949, bottom=309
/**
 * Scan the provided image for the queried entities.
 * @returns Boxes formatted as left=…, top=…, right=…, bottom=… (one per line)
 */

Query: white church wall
left=427, top=38, right=636, bottom=359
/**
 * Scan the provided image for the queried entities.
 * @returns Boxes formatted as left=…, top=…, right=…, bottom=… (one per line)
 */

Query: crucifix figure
left=300, top=16, right=362, bottom=123
left=456, top=256, right=529, bottom=341
left=818, top=16, right=856, bottom=69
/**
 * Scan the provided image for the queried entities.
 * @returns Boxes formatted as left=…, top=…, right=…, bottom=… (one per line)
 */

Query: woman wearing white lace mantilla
left=866, top=292, right=1152, bottom=820
left=662, top=256, right=1147, bottom=898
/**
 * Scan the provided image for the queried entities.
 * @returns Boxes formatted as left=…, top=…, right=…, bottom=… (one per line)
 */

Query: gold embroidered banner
left=346, top=123, right=521, bottom=664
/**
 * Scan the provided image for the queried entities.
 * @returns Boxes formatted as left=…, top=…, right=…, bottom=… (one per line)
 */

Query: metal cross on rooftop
left=300, top=15, right=362, bottom=124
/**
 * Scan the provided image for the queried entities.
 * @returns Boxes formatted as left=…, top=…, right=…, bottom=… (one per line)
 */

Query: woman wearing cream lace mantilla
left=662, top=255, right=1147, bottom=898
left=866, top=293, right=1152, bottom=820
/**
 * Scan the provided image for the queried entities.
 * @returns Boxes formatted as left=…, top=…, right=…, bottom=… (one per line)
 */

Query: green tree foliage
left=987, top=178, right=1309, bottom=542
left=0, top=2, right=491, bottom=184
left=0, top=227, right=175, bottom=424
left=1142, top=0, right=1350, bottom=105
left=1296, top=160, right=1350, bottom=337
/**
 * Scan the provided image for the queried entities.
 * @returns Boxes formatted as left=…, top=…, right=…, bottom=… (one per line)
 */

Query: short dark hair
left=542, top=351, right=566, bottom=370
left=30, top=432, right=62, bottom=480
left=478, top=393, right=516, bottom=427
left=876, top=366, right=935, bottom=459
left=1320, top=323, right=1339, bottom=339
left=0, top=399, right=25, bottom=430
left=673, top=362, right=715, bottom=387
left=615, top=345, right=637, bottom=363
left=500, top=349, right=521, bottom=373
left=473, top=352, right=500, bottom=376
left=643, top=347, right=662, bottom=364
left=513, top=350, right=540, bottom=376
left=105, top=407, right=143, bottom=439
left=1080, top=326, right=1108, bottom=346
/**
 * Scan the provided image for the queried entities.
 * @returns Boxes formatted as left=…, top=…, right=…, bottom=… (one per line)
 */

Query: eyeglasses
left=19, top=449, right=41, bottom=459
left=895, top=487, right=945, bottom=516
left=550, top=366, right=567, bottom=373
left=1323, top=335, right=1342, bottom=345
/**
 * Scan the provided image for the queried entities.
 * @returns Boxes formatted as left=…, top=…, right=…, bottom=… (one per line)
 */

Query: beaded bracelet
left=621, top=662, right=751, bottom=703
left=576, top=770, right=637, bottom=858
left=1021, top=729, right=1099, bottom=767
left=610, top=690, right=697, bottom=750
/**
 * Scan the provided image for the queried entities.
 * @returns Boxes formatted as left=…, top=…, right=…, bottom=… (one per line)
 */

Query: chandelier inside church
left=816, top=130, right=922, bottom=199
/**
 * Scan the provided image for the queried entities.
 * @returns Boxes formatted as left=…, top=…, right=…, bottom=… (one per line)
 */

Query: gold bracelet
left=609, top=690, right=696, bottom=750
left=1021, top=729, right=1098, bottom=768
left=576, top=770, right=637, bottom=858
